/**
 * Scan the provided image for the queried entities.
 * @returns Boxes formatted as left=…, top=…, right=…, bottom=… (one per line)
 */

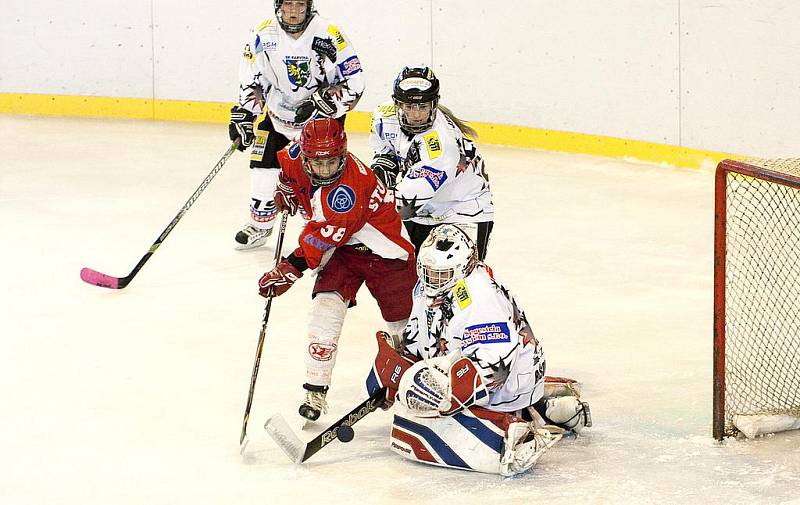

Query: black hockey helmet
left=275, top=0, right=315, bottom=34
left=392, top=66, right=440, bottom=134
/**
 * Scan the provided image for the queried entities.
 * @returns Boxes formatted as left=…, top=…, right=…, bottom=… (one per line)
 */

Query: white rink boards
left=1, top=115, right=799, bottom=505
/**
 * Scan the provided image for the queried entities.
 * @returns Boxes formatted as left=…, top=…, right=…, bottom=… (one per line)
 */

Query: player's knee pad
left=304, top=292, right=348, bottom=385
left=249, top=167, right=280, bottom=227
left=543, top=395, right=592, bottom=433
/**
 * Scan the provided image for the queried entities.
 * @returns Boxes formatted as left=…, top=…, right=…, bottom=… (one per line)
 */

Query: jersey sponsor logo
left=338, top=56, right=362, bottom=77
left=284, top=57, right=310, bottom=87
left=326, top=185, right=356, bottom=213
left=303, top=234, right=334, bottom=251
left=308, top=342, right=337, bottom=361
left=312, top=37, right=337, bottom=62
left=423, top=132, right=442, bottom=159
left=453, top=280, right=471, bottom=309
left=406, top=165, right=448, bottom=190
left=327, top=25, right=347, bottom=50
left=287, top=141, right=301, bottom=159
left=461, top=322, right=511, bottom=348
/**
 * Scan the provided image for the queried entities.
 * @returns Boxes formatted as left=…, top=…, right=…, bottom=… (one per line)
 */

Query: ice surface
left=1, top=116, right=799, bottom=504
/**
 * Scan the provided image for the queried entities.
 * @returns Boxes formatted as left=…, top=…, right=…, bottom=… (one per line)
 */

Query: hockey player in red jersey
left=258, top=118, right=417, bottom=421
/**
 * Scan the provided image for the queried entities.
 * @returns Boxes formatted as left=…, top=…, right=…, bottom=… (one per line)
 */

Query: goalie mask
left=299, top=118, right=347, bottom=187
left=417, top=224, right=478, bottom=298
left=392, top=66, right=440, bottom=135
left=275, top=0, right=315, bottom=34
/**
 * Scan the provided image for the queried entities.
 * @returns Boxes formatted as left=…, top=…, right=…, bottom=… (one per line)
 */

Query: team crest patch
left=326, top=185, right=356, bottom=213
left=285, top=57, right=310, bottom=87
left=405, top=165, right=448, bottom=190
left=338, top=56, right=362, bottom=77
left=461, top=322, right=511, bottom=349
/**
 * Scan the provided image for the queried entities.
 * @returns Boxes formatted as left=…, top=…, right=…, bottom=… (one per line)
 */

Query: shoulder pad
left=327, top=24, right=348, bottom=50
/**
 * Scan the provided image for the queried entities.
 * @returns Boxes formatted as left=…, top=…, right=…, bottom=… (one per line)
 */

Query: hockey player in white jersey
left=366, top=224, right=591, bottom=476
left=370, top=67, right=494, bottom=259
left=228, top=0, right=365, bottom=249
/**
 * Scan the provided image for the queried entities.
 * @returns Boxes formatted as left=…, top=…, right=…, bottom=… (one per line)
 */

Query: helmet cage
left=392, top=67, right=440, bottom=134
left=417, top=224, right=478, bottom=298
left=275, top=0, right=315, bottom=34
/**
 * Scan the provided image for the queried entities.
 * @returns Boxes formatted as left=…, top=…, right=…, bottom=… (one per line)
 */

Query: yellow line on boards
left=0, top=92, right=738, bottom=169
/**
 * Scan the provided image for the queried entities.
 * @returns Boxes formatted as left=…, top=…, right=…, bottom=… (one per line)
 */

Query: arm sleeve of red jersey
left=296, top=207, right=365, bottom=268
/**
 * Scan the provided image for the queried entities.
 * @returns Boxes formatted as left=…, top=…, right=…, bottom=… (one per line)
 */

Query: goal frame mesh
left=713, top=158, right=800, bottom=440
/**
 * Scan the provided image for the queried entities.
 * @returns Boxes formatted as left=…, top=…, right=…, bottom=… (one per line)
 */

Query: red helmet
left=299, top=118, right=347, bottom=186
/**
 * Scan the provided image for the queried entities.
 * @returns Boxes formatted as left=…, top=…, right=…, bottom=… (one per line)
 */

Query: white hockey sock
left=249, top=167, right=280, bottom=230
left=304, top=292, right=348, bottom=387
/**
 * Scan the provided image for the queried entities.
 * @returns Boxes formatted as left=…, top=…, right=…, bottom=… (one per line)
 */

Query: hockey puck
left=337, top=424, right=354, bottom=443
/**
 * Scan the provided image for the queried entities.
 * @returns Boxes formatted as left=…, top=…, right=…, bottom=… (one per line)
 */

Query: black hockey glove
left=229, top=106, right=255, bottom=151
left=294, top=88, right=337, bottom=123
left=371, top=155, right=401, bottom=189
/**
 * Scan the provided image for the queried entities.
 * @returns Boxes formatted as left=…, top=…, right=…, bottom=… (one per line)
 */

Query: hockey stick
left=79, top=141, right=239, bottom=289
left=264, top=387, right=387, bottom=463
left=240, top=211, right=290, bottom=453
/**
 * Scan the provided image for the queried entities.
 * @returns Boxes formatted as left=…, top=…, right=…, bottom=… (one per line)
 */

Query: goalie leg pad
left=249, top=167, right=280, bottom=228
left=390, top=407, right=509, bottom=474
left=304, top=292, right=347, bottom=386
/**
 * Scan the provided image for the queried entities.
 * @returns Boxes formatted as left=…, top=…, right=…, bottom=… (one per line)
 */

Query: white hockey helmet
left=417, top=224, right=478, bottom=298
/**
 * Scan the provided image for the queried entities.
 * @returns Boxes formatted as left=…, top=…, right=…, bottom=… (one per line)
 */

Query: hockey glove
left=274, top=178, right=299, bottom=216
left=371, top=331, right=416, bottom=410
left=371, top=155, right=401, bottom=189
left=229, top=106, right=255, bottom=151
left=258, top=259, right=303, bottom=298
left=294, top=88, right=337, bottom=123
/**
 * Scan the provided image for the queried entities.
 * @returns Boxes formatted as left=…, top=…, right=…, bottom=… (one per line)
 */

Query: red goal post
left=713, top=158, right=800, bottom=440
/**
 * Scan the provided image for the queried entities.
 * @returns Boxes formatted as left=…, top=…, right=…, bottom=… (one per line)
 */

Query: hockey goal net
left=714, top=158, right=800, bottom=440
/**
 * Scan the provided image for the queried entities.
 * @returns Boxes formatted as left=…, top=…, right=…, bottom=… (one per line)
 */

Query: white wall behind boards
left=2, top=0, right=799, bottom=157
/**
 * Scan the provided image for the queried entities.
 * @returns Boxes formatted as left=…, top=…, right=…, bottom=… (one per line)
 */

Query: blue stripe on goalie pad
left=453, top=412, right=504, bottom=454
left=393, top=416, right=471, bottom=469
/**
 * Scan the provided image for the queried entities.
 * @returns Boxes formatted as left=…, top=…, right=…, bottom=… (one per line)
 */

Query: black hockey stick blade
left=264, top=387, right=387, bottom=464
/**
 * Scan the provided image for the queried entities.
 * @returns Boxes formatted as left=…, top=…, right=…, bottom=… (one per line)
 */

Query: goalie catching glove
left=397, top=353, right=489, bottom=417
left=294, top=88, right=338, bottom=123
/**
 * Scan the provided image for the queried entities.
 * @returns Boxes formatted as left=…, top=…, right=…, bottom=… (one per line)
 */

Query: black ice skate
left=298, top=384, right=329, bottom=421
left=234, top=224, right=272, bottom=250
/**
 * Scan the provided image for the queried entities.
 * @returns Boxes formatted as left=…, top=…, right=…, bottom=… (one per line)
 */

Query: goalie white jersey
left=401, top=263, right=545, bottom=412
left=238, top=14, right=365, bottom=137
left=370, top=102, right=494, bottom=225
